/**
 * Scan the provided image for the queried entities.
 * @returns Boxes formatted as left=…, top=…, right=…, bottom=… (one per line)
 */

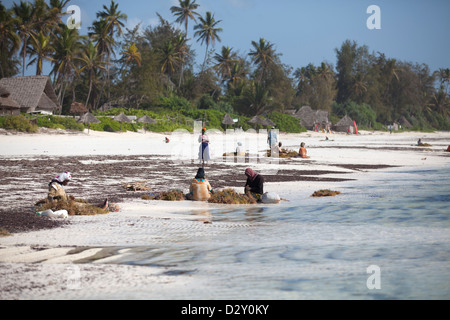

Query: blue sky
left=4, top=0, right=450, bottom=75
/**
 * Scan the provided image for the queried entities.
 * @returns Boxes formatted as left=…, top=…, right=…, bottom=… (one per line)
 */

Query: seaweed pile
left=311, top=189, right=341, bottom=197
left=208, top=189, right=257, bottom=204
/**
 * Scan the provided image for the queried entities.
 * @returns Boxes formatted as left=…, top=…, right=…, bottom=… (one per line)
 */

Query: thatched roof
left=296, top=106, right=329, bottom=128
left=222, top=114, right=234, bottom=125
left=248, top=116, right=265, bottom=125
left=335, top=115, right=354, bottom=127
left=0, top=76, right=60, bottom=113
left=261, top=118, right=276, bottom=127
left=137, top=115, right=156, bottom=124
left=78, top=112, right=100, bottom=124
left=0, top=86, right=20, bottom=109
left=70, top=102, right=88, bottom=115
left=398, top=116, right=412, bottom=129
left=114, top=113, right=131, bottom=123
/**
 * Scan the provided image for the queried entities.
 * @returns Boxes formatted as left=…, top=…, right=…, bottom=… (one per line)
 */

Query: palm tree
left=12, top=0, right=36, bottom=76
left=0, top=3, right=21, bottom=77
left=77, top=40, right=107, bottom=108
left=248, top=38, right=276, bottom=83
left=243, top=81, right=273, bottom=116
left=121, top=42, right=141, bottom=67
left=51, top=25, right=83, bottom=104
left=28, top=31, right=54, bottom=75
left=170, top=0, right=200, bottom=36
left=159, top=41, right=180, bottom=78
left=214, top=46, right=237, bottom=84
left=194, top=11, right=222, bottom=72
left=174, top=33, right=190, bottom=87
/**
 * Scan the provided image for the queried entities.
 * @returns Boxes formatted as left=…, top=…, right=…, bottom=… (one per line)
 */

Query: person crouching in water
left=244, top=168, right=264, bottom=202
left=187, top=168, right=212, bottom=201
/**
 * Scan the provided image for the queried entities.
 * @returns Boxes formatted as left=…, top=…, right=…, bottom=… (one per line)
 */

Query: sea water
left=119, top=166, right=450, bottom=299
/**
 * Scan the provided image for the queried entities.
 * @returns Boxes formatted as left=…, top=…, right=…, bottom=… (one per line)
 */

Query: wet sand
left=0, top=128, right=449, bottom=299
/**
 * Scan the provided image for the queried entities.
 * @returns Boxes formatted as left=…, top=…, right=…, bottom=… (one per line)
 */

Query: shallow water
left=102, top=166, right=450, bottom=299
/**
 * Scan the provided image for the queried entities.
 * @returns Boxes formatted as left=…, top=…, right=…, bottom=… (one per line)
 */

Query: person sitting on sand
left=244, top=168, right=264, bottom=202
left=298, top=142, right=310, bottom=159
left=187, top=168, right=212, bottom=201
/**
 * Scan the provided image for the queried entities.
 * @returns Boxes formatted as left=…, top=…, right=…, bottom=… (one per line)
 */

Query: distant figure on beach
left=244, top=168, right=264, bottom=202
left=187, top=168, right=212, bottom=201
left=46, top=171, right=108, bottom=211
left=198, top=128, right=211, bottom=163
left=417, top=138, right=423, bottom=146
left=235, top=142, right=245, bottom=156
left=165, top=137, right=170, bottom=143
left=268, top=127, right=278, bottom=148
left=297, top=142, right=310, bottom=159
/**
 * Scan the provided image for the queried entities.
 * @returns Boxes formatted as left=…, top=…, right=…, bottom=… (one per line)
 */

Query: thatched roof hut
left=0, top=76, right=60, bottom=114
left=295, top=106, right=330, bottom=130
left=248, top=116, right=265, bottom=125
left=222, top=114, right=234, bottom=126
left=70, top=102, right=88, bottom=115
left=114, top=113, right=131, bottom=123
left=334, top=115, right=355, bottom=133
left=137, top=115, right=157, bottom=124
left=78, top=112, right=100, bottom=134
left=0, top=86, right=20, bottom=116
left=398, top=116, right=413, bottom=129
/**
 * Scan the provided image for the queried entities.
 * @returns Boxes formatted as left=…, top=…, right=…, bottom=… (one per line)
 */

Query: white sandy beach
left=0, top=128, right=449, bottom=300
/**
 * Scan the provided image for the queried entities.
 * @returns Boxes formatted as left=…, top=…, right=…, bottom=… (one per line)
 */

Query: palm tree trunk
left=22, top=38, right=27, bottom=76
left=202, top=43, right=209, bottom=72
left=86, top=78, right=93, bottom=109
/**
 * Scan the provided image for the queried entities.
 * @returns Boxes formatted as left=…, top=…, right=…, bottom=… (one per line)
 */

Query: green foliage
left=0, top=115, right=38, bottom=133
left=332, top=101, right=378, bottom=129
left=267, top=112, right=306, bottom=133
left=36, top=116, right=85, bottom=131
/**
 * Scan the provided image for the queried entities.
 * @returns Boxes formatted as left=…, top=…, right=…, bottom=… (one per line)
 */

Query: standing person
left=198, top=128, right=211, bottom=164
left=187, top=168, right=212, bottom=201
left=244, top=168, right=264, bottom=202
left=267, top=127, right=278, bottom=148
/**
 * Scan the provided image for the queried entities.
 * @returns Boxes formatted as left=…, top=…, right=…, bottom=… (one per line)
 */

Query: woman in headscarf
left=48, top=171, right=72, bottom=202
left=244, top=168, right=264, bottom=201
left=44, top=171, right=109, bottom=213
left=198, top=128, right=211, bottom=163
left=188, top=168, right=212, bottom=201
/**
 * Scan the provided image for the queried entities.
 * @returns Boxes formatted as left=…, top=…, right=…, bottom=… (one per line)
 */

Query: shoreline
left=0, top=129, right=449, bottom=299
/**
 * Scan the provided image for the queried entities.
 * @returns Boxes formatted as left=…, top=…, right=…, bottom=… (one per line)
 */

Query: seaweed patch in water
left=311, top=189, right=342, bottom=197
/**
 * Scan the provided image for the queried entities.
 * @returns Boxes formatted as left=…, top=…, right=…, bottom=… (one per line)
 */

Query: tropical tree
left=77, top=40, right=107, bottom=108
left=51, top=25, right=83, bottom=104
left=0, top=3, right=21, bottom=78
left=248, top=38, right=277, bottom=83
left=239, top=81, right=273, bottom=116
left=121, top=42, right=141, bottom=67
left=159, top=41, right=180, bottom=78
left=194, top=11, right=223, bottom=72
left=28, top=31, right=54, bottom=75
left=174, top=33, right=190, bottom=87
left=170, top=0, right=200, bottom=36
left=214, top=46, right=237, bottom=84
left=12, top=0, right=36, bottom=76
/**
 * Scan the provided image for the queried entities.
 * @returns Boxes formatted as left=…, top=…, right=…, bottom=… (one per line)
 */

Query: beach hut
left=261, top=118, right=276, bottom=127
left=78, top=112, right=100, bottom=133
left=222, top=114, right=234, bottom=129
left=398, top=116, right=413, bottom=129
left=0, top=86, right=20, bottom=116
left=137, top=115, right=157, bottom=133
left=295, top=106, right=330, bottom=131
left=0, top=76, right=61, bottom=114
left=334, top=115, right=355, bottom=133
left=69, top=102, right=88, bottom=116
left=114, top=113, right=131, bottom=131
left=248, top=116, right=266, bottom=129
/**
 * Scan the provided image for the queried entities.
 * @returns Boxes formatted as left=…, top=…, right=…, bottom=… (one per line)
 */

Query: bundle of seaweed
left=35, top=198, right=109, bottom=216
left=142, top=190, right=186, bottom=201
left=311, top=189, right=341, bottom=197
left=417, top=143, right=432, bottom=147
left=208, top=188, right=257, bottom=204
left=266, top=149, right=299, bottom=158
